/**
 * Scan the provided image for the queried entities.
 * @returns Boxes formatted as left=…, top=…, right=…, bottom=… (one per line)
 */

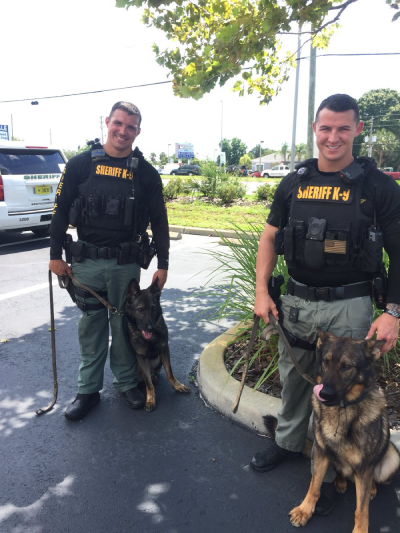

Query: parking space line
left=0, top=280, right=58, bottom=301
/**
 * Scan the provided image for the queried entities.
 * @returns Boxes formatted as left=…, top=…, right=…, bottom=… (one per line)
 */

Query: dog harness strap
left=286, top=278, right=372, bottom=302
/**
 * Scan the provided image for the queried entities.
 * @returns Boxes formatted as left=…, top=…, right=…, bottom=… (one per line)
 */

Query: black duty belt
left=84, top=246, right=118, bottom=260
left=287, top=278, right=372, bottom=302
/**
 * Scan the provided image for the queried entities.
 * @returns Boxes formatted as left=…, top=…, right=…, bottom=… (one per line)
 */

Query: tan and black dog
left=289, top=331, right=400, bottom=533
left=125, top=277, right=189, bottom=411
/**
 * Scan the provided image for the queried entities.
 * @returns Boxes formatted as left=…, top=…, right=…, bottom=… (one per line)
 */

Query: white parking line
left=0, top=237, right=49, bottom=248
left=0, top=280, right=58, bottom=301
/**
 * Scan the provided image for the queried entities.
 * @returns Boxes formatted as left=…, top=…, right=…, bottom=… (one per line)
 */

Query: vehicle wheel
left=188, top=172, right=193, bottom=176
left=263, top=173, right=269, bottom=178
left=32, top=225, right=50, bottom=236
left=170, top=171, right=176, bottom=175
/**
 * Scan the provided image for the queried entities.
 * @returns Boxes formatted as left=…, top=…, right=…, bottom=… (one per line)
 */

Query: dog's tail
left=263, top=414, right=312, bottom=457
left=263, top=415, right=278, bottom=439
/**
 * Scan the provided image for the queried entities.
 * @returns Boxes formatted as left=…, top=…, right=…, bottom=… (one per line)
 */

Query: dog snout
left=319, top=385, right=336, bottom=402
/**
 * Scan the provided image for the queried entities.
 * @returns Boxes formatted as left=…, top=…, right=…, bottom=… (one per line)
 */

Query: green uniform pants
left=275, top=284, right=373, bottom=480
left=72, top=253, right=141, bottom=394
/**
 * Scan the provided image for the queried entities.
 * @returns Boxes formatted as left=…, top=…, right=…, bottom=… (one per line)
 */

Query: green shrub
left=255, top=183, right=278, bottom=202
left=163, top=178, right=183, bottom=200
left=217, top=180, right=246, bottom=204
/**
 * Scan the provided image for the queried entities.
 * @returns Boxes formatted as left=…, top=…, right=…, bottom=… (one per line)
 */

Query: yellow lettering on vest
left=313, top=187, right=319, bottom=199
left=318, top=187, right=324, bottom=199
left=342, top=190, right=350, bottom=202
left=332, top=187, right=340, bottom=200
left=116, top=168, right=122, bottom=178
left=297, top=187, right=303, bottom=199
left=302, top=186, right=309, bottom=199
left=122, top=169, right=127, bottom=179
left=127, top=171, right=133, bottom=180
left=96, top=165, right=100, bottom=175
left=326, top=187, right=332, bottom=200
left=308, top=186, right=313, bottom=198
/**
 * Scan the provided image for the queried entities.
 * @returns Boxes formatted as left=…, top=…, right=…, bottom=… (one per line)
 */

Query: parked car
left=250, top=171, right=262, bottom=177
left=382, top=167, right=400, bottom=180
left=261, top=164, right=290, bottom=178
left=170, top=164, right=201, bottom=176
left=0, top=141, right=67, bottom=235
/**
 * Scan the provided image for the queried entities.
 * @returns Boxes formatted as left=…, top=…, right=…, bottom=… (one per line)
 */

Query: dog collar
left=339, top=388, right=370, bottom=408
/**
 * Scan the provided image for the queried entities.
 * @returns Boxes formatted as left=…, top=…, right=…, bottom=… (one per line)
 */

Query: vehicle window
left=272, top=165, right=279, bottom=170
left=0, top=149, right=65, bottom=174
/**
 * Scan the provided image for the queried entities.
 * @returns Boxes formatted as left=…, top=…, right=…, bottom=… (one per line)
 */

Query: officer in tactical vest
left=49, top=101, right=169, bottom=421
left=250, top=94, right=400, bottom=515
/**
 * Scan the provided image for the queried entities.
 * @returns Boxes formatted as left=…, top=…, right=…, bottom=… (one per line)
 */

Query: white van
left=159, top=163, right=180, bottom=175
left=0, top=141, right=67, bottom=235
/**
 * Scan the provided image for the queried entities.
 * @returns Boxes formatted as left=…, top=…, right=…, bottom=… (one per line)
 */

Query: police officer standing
left=250, top=94, right=400, bottom=514
left=49, top=101, right=169, bottom=421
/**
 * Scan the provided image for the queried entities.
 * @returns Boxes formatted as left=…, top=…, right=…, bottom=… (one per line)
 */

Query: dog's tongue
left=313, top=384, right=327, bottom=402
left=142, top=331, right=153, bottom=340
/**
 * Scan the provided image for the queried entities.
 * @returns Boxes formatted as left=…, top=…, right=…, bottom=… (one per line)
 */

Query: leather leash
left=60, top=274, right=124, bottom=316
left=231, top=312, right=316, bottom=414
left=36, top=271, right=58, bottom=415
left=232, top=315, right=260, bottom=413
left=267, top=314, right=316, bottom=386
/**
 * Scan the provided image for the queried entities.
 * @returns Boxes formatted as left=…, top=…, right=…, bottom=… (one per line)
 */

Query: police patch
left=296, top=184, right=353, bottom=203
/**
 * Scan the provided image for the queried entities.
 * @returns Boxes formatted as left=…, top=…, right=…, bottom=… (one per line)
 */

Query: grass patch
left=166, top=200, right=269, bottom=230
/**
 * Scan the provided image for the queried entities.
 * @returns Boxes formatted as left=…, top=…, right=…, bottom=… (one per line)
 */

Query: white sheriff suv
left=261, top=164, right=290, bottom=178
left=0, top=141, right=67, bottom=235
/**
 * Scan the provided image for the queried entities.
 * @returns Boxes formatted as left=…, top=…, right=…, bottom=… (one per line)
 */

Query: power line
left=0, top=81, right=171, bottom=104
left=1, top=52, right=399, bottom=105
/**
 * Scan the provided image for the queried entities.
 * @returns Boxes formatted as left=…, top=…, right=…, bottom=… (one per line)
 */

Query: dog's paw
left=145, top=401, right=156, bottom=412
left=289, top=506, right=311, bottom=527
left=176, top=383, right=190, bottom=393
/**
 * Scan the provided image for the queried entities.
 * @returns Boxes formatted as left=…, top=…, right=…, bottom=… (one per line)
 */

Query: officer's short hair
left=315, top=94, right=360, bottom=124
left=109, top=101, right=142, bottom=127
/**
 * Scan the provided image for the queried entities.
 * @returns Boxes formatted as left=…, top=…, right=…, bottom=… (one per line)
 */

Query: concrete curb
left=197, top=322, right=400, bottom=451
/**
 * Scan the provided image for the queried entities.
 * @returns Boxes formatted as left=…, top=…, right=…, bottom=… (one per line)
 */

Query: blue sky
left=0, top=0, right=398, bottom=160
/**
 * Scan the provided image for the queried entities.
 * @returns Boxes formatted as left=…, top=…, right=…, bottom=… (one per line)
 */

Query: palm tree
left=295, top=143, right=307, bottom=162
left=281, top=142, right=289, bottom=162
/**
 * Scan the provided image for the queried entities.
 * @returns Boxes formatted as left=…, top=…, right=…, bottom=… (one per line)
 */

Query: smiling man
left=49, top=101, right=169, bottom=421
left=250, top=94, right=400, bottom=515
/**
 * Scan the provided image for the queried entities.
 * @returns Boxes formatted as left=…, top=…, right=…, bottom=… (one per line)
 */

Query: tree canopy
left=356, top=88, right=400, bottom=169
left=116, top=0, right=400, bottom=104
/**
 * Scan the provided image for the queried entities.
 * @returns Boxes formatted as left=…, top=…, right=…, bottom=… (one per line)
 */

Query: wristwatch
left=384, top=308, right=400, bottom=319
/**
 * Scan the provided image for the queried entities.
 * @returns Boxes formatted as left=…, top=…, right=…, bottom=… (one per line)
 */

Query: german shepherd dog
left=289, top=331, right=400, bottom=533
left=124, top=277, right=189, bottom=411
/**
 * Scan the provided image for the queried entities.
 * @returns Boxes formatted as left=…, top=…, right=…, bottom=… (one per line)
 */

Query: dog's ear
left=150, top=276, right=161, bottom=296
left=363, top=339, right=385, bottom=360
left=127, top=278, right=141, bottom=298
left=316, top=330, right=337, bottom=349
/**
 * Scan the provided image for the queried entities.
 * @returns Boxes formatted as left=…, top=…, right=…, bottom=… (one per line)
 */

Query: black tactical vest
left=76, top=144, right=138, bottom=235
left=276, top=157, right=382, bottom=274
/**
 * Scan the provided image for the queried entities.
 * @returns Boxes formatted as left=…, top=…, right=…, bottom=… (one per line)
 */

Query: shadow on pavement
left=0, top=287, right=399, bottom=533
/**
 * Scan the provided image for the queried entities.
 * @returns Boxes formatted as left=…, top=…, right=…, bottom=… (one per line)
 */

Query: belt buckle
left=315, top=287, right=331, bottom=301
left=98, top=247, right=108, bottom=259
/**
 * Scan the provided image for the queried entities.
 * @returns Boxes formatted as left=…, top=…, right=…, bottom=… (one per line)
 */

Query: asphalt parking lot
left=1, top=230, right=399, bottom=533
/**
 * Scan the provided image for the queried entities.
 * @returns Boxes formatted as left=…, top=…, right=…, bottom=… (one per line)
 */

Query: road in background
left=0, top=230, right=399, bottom=533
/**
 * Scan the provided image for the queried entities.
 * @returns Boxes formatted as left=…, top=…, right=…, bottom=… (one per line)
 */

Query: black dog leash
left=36, top=271, right=59, bottom=415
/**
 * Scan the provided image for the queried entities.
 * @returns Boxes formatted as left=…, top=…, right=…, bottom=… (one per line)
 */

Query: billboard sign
left=220, top=152, right=226, bottom=164
left=175, top=142, right=194, bottom=159
left=0, top=125, right=9, bottom=140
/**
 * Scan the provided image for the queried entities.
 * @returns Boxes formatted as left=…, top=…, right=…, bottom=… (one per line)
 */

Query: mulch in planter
left=225, top=335, right=400, bottom=430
